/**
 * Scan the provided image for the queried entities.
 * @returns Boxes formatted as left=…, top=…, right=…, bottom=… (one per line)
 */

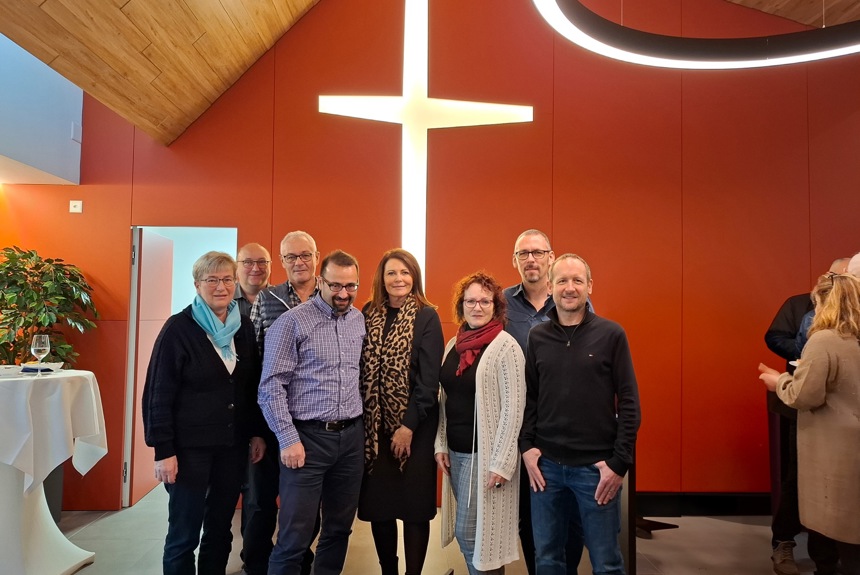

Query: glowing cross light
left=319, top=0, right=533, bottom=273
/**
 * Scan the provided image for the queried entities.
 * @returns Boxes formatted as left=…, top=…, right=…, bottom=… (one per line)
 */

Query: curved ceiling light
left=533, top=0, right=860, bottom=69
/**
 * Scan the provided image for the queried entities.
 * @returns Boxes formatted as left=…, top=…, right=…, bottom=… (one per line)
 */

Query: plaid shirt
left=249, top=280, right=320, bottom=351
left=258, top=294, right=365, bottom=449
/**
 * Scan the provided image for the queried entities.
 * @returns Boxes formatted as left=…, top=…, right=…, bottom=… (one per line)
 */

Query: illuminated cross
left=319, top=0, right=533, bottom=273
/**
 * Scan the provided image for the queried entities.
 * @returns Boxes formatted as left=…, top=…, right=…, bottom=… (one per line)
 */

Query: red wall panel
left=62, top=320, right=128, bottom=510
left=551, top=40, right=684, bottom=491
left=1, top=178, right=133, bottom=509
left=425, top=0, right=555, bottom=313
left=808, top=57, right=860, bottom=270
left=681, top=0, right=806, bottom=36
left=681, top=66, right=810, bottom=491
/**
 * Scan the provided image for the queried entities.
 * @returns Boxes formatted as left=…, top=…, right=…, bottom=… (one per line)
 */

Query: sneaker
left=772, top=541, right=800, bottom=575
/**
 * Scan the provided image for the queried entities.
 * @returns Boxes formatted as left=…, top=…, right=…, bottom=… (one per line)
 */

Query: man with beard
left=258, top=250, right=366, bottom=575
left=504, top=229, right=556, bottom=351
left=521, top=254, right=640, bottom=575
left=503, top=229, right=587, bottom=575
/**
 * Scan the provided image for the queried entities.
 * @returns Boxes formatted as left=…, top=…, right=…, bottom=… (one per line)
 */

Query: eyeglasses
left=282, top=252, right=315, bottom=264
left=320, top=276, right=359, bottom=293
left=241, top=259, right=270, bottom=269
left=200, top=277, right=236, bottom=287
left=515, top=249, right=550, bottom=261
left=464, top=298, right=493, bottom=309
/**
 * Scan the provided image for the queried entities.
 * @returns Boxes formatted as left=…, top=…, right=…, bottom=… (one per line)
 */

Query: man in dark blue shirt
left=504, top=229, right=556, bottom=353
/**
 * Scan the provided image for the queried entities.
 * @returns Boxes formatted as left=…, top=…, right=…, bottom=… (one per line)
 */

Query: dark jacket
left=764, top=293, right=813, bottom=418
left=520, top=309, right=641, bottom=477
left=142, top=305, right=265, bottom=460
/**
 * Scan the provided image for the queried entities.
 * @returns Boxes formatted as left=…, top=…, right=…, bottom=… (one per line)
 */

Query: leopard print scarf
left=360, top=295, right=418, bottom=473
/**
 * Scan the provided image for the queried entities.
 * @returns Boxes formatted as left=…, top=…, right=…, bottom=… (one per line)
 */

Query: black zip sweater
left=519, top=309, right=641, bottom=476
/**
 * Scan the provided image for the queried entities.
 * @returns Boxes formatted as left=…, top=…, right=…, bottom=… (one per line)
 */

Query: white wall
left=0, top=33, right=82, bottom=184
left=144, top=227, right=238, bottom=314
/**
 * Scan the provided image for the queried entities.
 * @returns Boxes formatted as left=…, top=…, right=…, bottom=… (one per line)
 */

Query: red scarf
left=455, top=319, right=503, bottom=376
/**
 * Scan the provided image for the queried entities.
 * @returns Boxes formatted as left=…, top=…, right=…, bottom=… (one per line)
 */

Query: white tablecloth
left=0, top=369, right=108, bottom=574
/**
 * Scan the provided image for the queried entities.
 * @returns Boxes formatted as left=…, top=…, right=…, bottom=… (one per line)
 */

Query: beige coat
left=776, top=329, right=860, bottom=544
left=435, top=331, right=525, bottom=571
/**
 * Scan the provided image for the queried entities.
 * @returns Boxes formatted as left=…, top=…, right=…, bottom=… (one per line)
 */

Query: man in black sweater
left=520, top=253, right=640, bottom=575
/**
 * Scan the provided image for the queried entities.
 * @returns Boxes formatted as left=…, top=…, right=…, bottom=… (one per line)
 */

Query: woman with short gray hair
left=143, top=250, right=267, bottom=575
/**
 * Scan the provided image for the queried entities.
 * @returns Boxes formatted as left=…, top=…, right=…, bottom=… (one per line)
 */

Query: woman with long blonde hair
left=759, top=273, right=860, bottom=575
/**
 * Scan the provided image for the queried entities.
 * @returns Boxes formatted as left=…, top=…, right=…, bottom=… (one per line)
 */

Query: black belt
left=295, top=417, right=360, bottom=432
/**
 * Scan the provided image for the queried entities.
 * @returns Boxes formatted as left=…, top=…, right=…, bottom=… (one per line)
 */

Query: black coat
left=764, top=293, right=813, bottom=418
left=142, top=305, right=266, bottom=461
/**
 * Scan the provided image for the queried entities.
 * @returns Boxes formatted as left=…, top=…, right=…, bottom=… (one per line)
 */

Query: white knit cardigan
left=434, top=331, right=525, bottom=571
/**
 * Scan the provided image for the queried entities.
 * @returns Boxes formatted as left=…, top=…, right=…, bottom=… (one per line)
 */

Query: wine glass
left=30, top=334, right=50, bottom=378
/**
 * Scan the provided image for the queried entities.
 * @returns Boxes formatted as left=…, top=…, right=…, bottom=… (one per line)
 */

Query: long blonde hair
left=809, top=273, right=860, bottom=340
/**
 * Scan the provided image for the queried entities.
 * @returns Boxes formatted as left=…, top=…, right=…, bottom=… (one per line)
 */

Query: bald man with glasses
left=235, top=243, right=272, bottom=317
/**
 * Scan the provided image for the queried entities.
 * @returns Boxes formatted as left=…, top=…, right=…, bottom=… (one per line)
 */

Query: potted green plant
left=0, top=246, right=99, bottom=366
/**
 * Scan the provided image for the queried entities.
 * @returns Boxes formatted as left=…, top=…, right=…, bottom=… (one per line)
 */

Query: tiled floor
left=60, top=487, right=813, bottom=574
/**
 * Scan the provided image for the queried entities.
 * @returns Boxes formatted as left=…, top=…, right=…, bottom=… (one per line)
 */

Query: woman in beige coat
left=759, top=273, right=860, bottom=575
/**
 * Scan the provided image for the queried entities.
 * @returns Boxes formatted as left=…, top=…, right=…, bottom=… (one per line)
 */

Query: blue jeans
left=268, top=419, right=364, bottom=575
left=163, top=444, right=245, bottom=575
left=531, top=459, right=624, bottom=575
left=520, top=463, right=584, bottom=575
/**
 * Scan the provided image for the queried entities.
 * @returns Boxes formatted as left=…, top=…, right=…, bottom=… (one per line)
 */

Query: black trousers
left=241, top=431, right=281, bottom=575
left=163, top=444, right=245, bottom=575
left=837, top=541, right=860, bottom=575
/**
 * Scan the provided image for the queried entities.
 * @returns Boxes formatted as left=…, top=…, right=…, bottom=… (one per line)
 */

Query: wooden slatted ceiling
left=724, top=0, right=860, bottom=28
left=0, top=0, right=319, bottom=145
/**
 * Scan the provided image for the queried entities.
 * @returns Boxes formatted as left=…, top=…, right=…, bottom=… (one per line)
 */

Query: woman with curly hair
left=435, top=271, right=525, bottom=575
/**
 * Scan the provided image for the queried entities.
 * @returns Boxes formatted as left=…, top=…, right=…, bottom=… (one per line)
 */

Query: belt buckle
left=325, top=421, right=341, bottom=432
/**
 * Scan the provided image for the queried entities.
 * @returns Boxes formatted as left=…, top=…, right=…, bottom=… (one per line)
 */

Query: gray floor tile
left=62, top=488, right=795, bottom=575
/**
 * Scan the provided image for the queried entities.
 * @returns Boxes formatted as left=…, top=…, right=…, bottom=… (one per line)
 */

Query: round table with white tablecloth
left=0, top=369, right=108, bottom=575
